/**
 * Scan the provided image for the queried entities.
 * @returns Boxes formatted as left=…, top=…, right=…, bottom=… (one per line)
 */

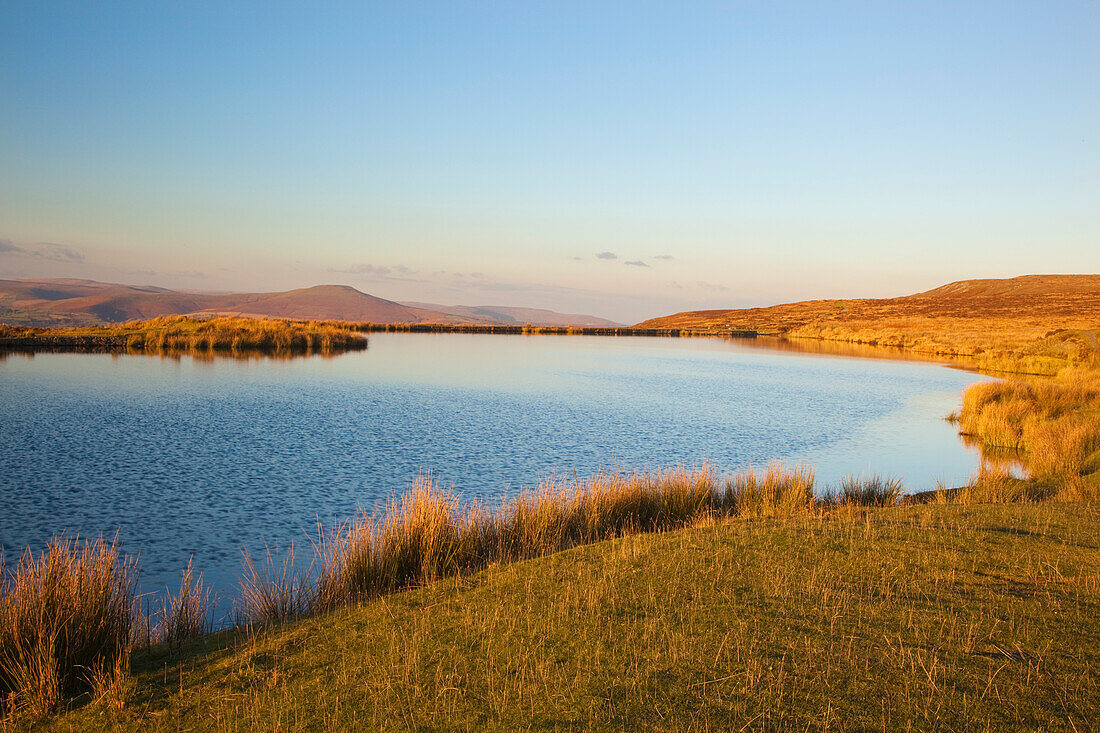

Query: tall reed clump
left=237, top=545, right=313, bottom=626
left=957, top=368, right=1100, bottom=497
left=0, top=536, right=135, bottom=718
left=154, top=559, right=214, bottom=653
left=253, top=464, right=819, bottom=623
left=827, top=474, right=903, bottom=507
left=722, top=463, right=816, bottom=517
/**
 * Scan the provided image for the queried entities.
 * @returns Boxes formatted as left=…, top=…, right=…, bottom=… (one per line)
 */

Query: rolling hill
left=0, top=279, right=616, bottom=328
left=636, top=274, right=1100, bottom=363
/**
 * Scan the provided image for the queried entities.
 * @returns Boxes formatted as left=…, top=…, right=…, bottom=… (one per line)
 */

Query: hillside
left=0, top=279, right=614, bottom=328
left=637, top=274, right=1100, bottom=368
left=40, top=504, right=1100, bottom=731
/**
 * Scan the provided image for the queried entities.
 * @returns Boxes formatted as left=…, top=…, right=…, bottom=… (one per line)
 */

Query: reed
left=955, top=367, right=1100, bottom=496
left=0, top=536, right=135, bottom=717
left=153, top=559, right=214, bottom=653
left=826, top=473, right=904, bottom=506
left=251, top=464, right=821, bottom=622
left=236, top=546, right=313, bottom=626
left=1, top=316, right=369, bottom=356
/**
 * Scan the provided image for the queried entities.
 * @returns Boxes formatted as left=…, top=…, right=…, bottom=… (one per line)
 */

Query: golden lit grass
left=956, top=368, right=1100, bottom=499
left=241, top=465, right=817, bottom=623
left=152, top=560, right=214, bottom=654
left=0, top=537, right=135, bottom=719
left=636, top=275, right=1100, bottom=375
left=0, top=316, right=368, bottom=355
left=827, top=473, right=905, bottom=506
left=34, top=503, right=1100, bottom=732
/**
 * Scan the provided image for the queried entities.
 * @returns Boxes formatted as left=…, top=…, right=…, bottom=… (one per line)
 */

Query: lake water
left=0, top=333, right=989, bottom=615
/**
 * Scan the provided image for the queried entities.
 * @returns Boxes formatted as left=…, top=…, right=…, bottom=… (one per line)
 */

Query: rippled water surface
left=1, top=333, right=989, bottom=611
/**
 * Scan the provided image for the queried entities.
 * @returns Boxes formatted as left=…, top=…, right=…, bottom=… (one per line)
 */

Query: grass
left=0, top=316, right=368, bottom=356
left=0, top=537, right=135, bottom=718
left=955, top=367, right=1100, bottom=500
left=23, top=503, right=1100, bottom=731
left=636, top=274, right=1100, bottom=376
left=239, top=465, right=816, bottom=624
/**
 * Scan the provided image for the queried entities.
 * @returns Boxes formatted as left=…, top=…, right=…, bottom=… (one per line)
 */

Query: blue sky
left=1, top=2, right=1097, bottom=322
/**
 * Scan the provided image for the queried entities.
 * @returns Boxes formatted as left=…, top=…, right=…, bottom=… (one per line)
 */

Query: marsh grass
left=154, top=560, right=214, bottom=653
left=0, top=537, right=135, bottom=718
left=237, top=546, right=313, bottom=626
left=4, top=316, right=368, bottom=356
left=956, top=367, right=1100, bottom=499
left=37, top=503, right=1100, bottom=732
left=826, top=473, right=904, bottom=506
left=253, top=464, right=819, bottom=622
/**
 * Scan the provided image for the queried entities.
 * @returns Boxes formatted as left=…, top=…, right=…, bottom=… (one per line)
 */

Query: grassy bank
left=0, top=316, right=368, bottom=356
left=953, top=367, right=1100, bottom=501
left=20, top=503, right=1100, bottom=731
left=635, top=275, right=1100, bottom=376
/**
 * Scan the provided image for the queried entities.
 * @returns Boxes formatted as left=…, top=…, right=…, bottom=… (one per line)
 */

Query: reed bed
left=2, top=316, right=369, bottom=355
left=0, top=537, right=135, bottom=718
left=118, top=316, right=367, bottom=354
left=242, top=465, right=820, bottom=622
left=957, top=367, right=1100, bottom=497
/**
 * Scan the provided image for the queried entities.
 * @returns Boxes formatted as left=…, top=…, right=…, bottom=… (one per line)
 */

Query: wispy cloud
left=624, top=260, right=648, bottom=267
left=595, top=251, right=617, bottom=260
left=0, top=239, right=85, bottom=262
left=654, top=254, right=674, bottom=260
left=36, top=243, right=85, bottom=262
left=329, top=263, right=419, bottom=280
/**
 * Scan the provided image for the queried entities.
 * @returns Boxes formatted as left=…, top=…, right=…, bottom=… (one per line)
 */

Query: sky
left=1, top=2, right=1097, bottom=323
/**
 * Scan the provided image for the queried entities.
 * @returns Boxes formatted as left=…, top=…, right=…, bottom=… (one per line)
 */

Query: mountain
left=401, top=302, right=622, bottom=327
left=0, top=278, right=616, bottom=328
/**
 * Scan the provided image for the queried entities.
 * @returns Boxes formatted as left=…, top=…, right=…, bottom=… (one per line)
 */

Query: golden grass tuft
left=250, top=464, right=823, bottom=623
left=154, top=559, right=214, bottom=653
left=956, top=368, right=1100, bottom=492
left=0, top=536, right=135, bottom=717
left=827, top=473, right=904, bottom=507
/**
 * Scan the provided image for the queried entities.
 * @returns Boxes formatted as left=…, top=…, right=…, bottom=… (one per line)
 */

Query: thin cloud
left=0, top=239, right=85, bottom=262
left=654, top=254, right=674, bottom=260
left=624, top=260, right=648, bottom=267
left=595, top=251, right=617, bottom=260
left=35, top=243, right=85, bottom=262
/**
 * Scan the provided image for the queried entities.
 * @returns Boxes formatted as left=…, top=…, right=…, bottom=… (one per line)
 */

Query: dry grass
left=153, top=560, right=214, bottom=654
left=0, top=537, right=135, bottom=718
left=826, top=473, right=904, bottom=506
left=245, top=465, right=821, bottom=623
left=956, top=367, right=1100, bottom=498
left=637, top=275, right=1100, bottom=375
left=1, top=316, right=368, bottom=355
left=36, top=503, right=1100, bottom=732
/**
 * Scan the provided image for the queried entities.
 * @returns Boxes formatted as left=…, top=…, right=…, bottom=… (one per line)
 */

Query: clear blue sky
left=1, top=1, right=1097, bottom=322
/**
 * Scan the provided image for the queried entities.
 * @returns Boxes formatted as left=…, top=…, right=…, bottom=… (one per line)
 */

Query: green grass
left=25, top=503, right=1100, bottom=731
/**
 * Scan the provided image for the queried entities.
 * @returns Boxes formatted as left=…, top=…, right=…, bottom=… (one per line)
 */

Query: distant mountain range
left=0, top=278, right=621, bottom=328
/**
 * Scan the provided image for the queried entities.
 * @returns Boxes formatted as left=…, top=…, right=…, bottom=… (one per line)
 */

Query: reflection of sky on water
left=0, top=333, right=991, bottom=616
